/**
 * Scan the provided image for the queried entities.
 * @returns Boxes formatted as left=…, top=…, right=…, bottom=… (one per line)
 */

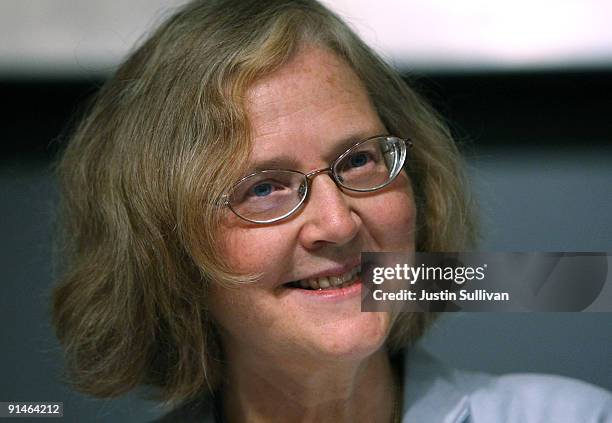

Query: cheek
left=219, top=223, right=291, bottom=276
left=362, top=180, right=417, bottom=249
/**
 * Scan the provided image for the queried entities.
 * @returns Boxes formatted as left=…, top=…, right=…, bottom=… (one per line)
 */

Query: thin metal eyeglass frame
left=223, top=135, right=413, bottom=224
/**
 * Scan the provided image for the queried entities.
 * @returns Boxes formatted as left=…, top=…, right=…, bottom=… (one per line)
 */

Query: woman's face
left=210, top=46, right=417, bottom=365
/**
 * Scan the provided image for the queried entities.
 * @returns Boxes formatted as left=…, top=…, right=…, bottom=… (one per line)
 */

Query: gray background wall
left=2, top=72, right=611, bottom=421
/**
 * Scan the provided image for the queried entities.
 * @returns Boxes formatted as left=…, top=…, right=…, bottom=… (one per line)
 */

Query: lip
left=287, top=278, right=363, bottom=302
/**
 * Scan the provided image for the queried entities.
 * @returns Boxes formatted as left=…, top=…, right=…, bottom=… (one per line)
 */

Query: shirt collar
left=402, top=346, right=471, bottom=423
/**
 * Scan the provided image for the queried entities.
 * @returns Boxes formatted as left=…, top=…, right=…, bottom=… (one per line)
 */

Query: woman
left=52, top=0, right=612, bottom=422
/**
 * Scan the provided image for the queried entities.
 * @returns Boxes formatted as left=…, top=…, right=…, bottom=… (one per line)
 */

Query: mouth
left=283, top=265, right=361, bottom=291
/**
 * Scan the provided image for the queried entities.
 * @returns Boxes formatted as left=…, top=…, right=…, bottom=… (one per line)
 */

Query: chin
left=310, top=312, right=391, bottom=361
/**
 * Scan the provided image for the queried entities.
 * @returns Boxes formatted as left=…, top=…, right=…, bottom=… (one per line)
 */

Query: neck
left=219, top=347, right=398, bottom=423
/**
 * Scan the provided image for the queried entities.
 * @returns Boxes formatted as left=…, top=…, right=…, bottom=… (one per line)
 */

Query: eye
left=250, top=182, right=274, bottom=197
left=348, top=152, right=370, bottom=168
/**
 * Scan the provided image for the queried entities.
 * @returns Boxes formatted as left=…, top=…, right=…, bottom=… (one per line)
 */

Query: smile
left=284, top=265, right=361, bottom=290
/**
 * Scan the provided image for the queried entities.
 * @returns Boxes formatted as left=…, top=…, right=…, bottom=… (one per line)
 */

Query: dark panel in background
left=2, top=79, right=100, bottom=159
left=413, top=70, right=612, bottom=147
left=2, top=70, right=612, bottom=159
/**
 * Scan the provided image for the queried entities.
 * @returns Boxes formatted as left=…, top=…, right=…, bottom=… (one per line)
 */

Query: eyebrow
left=244, top=131, right=385, bottom=175
left=246, top=156, right=302, bottom=174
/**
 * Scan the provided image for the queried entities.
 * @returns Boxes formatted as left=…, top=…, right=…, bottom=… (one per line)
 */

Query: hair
left=52, top=0, right=478, bottom=407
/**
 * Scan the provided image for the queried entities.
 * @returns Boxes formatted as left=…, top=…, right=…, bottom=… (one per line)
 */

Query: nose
left=297, top=172, right=361, bottom=250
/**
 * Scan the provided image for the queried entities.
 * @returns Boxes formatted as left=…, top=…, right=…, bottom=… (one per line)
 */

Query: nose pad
left=304, top=169, right=344, bottom=202
left=298, top=181, right=307, bottom=198
left=304, top=168, right=343, bottom=193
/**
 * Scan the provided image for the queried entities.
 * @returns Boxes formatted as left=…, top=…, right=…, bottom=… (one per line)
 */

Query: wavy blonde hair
left=53, top=0, right=477, bottom=406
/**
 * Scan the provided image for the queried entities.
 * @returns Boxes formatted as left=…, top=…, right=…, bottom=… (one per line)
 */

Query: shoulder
left=462, top=370, right=612, bottom=422
left=403, top=347, right=612, bottom=423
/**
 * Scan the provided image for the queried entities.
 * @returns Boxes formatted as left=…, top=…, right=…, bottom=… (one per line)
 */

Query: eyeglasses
left=222, top=135, right=412, bottom=224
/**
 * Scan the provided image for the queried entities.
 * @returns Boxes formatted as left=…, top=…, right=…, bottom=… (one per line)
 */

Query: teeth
left=299, top=266, right=360, bottom=290
left=318, top=277, right=330, bottom=288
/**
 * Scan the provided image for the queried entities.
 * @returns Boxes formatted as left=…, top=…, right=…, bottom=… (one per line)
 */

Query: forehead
left=244, top=45, right=384, bottom=169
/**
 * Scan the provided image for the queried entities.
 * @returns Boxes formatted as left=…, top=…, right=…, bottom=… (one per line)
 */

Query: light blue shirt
left=404, top=347, right=612, bottom=422
left=155, top=347, right=612, bottom=422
